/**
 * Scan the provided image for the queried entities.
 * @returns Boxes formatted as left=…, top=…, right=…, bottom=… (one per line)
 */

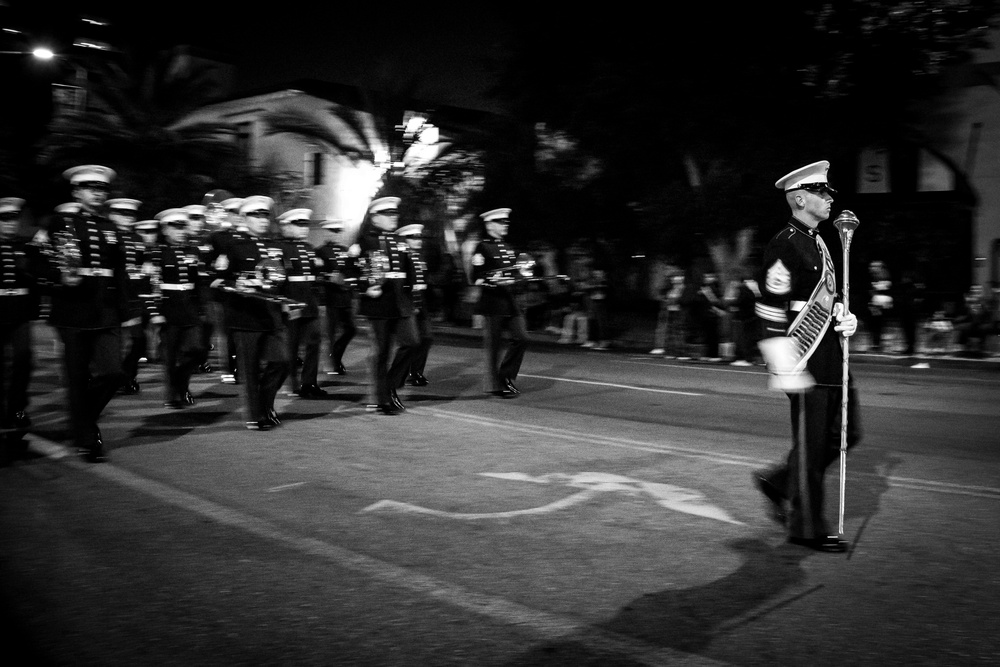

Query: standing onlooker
left=584, top=267, right=610, bottom=350
left=895, top=268, right=926, bottom=356
left=728, top=271, right=761, bottom=366
left=866, top=260, right=893, bottom=352
left=650, top=273, right=686, bottom=357
left=686, top=271, right=725, bottom=361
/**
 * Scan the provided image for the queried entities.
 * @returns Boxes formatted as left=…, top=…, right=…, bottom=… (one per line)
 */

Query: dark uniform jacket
left=276, top=238, right=321, bottom=319
left=756, top=217, right=842, bottom=386
left=408, top=252, right=429, bottom=312
left=121, top=229, right=152, bottom=324
left=0, top=236, right=41, bottom=328
left=471, top=237, right=520, bottom=317
left=150, top=242, right=202, bottom=327
left=217, top=233, right=285, bottom=332
left=44, top=210, right=128, bottom=330
left=316, top=242, right=358, bottom=309
left=357, top=230, right=414, bottom=320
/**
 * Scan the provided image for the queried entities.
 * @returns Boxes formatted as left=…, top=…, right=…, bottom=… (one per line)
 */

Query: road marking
left=518, top=374, right=704, bottom=397
left=39, top=444, right=725, bottom=667
left=267, top=482, right=307, bottom=493
left=364, top=472, right=743, bottom=525
left=426, top=409, right=1000, bottom=500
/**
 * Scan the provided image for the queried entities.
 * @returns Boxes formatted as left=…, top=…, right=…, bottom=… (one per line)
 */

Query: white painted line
left=518, top=374, right=704, bottom=397
left=426, top=409, right=1000, bottom=500
left=39, top=449, right=725, bottom=667
left=362, top=490, right=598, bottom=519
left=267, top=482, right=308, bottom=493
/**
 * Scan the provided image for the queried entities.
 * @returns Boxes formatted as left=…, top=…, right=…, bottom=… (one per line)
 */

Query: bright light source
left=32, top=47, right=55, bottom=60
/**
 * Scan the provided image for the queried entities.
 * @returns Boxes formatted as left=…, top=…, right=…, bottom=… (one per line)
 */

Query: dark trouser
left=161, top=324, right=204, bottom=402
left=326, top=304, right=356, bottom=367
left=57, top=326, right=125, bottom=445
left=232, top=328, right=290, bottom=424
left=900, top=313, right=917, bottom=355
left=732, top=318, right=760, bottom=362
left=702, top=314, right=720, bottom=358
left=868, top=314, right=884, bottom=350
left=763, top=381, right=861, bottom=539
left=287, top=316, right=321, bottom=389
left=396, top=309, right=433, bottom=381
left=367, top=316, right=419, bottom=405
left=482, top=314, right=528, bottom=392
left=197, top=315, right=213, bottom=367
left=0, top=321, right=32, bottom=418
left=121, top=319, right=148, bottom=380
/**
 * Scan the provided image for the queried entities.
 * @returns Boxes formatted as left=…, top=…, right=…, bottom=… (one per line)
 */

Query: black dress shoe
left=78, top=427, right=107, bottom=463
left=297, top=384, right=328, bottom=398
left=504, top=379, right=520, bottom=395
left=407, top=373, right=429, bottom=387
left=12, top=411, right=31, bottom=429
left=789, top=535, right=848, bottom=553
left=120, top=379, right=140, bottom=395
left=390, top=389, right=406, bottom=411
left=365, top=403, right=400, bottom=415
left=183, top=391, right=196, bottom=405
left=488, top=389, right=516, bottom=399
left=753, top=473, right=786, bottom=524
left=267, top=410, right=281, bottom=427
left=197, top=362, right=213, bottom=373
left=245, top=419, right=273, bottom=431
left=330, top=363, right=347, bottom=375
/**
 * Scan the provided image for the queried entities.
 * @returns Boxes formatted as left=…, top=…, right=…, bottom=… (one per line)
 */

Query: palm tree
left=35, top=46, right=248, bottom=214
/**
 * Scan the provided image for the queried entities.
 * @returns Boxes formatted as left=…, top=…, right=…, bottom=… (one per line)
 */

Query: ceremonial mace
left=833, top=209, right=860, bottom=537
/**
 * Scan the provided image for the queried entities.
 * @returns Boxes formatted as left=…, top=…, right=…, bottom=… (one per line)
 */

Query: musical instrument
left=361, top=248, right=391, bottom=297
left=485, top=253, right=569, bottom=288
left=202, top=189, right=234, bottom=229
left=832, top=209, right=860, bottom=538
left=221, top=254, right=307, bottom=314
left=51, top=229, right=83, bottom=283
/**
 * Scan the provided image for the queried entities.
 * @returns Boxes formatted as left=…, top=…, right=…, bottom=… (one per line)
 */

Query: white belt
left=0, top=288, right=29, bottom=296
left=161, top=283, right=195, bottom=291
left=384, top=271, right=406, bottom=279
left=128, top=272, right=145, bottom=280
left=77, top=268, right=114, bottom=277
left=287, top=275, right=315, bottom=282
left=789, top=300, right=807, bottom=312
left=413, top=284, right=427, bottom=291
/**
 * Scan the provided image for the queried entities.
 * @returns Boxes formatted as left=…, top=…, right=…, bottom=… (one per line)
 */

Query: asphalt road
left=2, top=323, right=999, bottom=666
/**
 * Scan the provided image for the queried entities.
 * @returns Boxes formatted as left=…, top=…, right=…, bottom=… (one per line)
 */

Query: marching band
left=0, top=166, right=542, bottom=462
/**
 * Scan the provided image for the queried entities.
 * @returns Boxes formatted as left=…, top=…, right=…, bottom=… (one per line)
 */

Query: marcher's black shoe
left=183, top=391, right=196, bottom=406
left=330, top=363, right=347, bottom=375
left=297, top=384, right=328, bottom=399
left=365, top=403, right=400, bottom=415
left=267, top=410, right=281, bottom=427
left=753, top=473, right=786, bottom=524
left=390, top=389, right=406, bottom=412
left=120, top=379, right=140, bottom=395
left=12, top=411, right=30, bottom=429
left=788, top=535, right=848, bottom=553
left=488, top=389, right=516, bottom=399
left=78, top=427, right=107, bottom=463
left=504, top=379, right=520, bottom=395
left=245, top=419, right=273, bottom=431
left=197, top=362, right=213, bottom=373
left=407, top=373, right=429, bottom=387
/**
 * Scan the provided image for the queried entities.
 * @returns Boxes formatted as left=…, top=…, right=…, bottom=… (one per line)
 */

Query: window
left=305, top=152, right=325, bottom=186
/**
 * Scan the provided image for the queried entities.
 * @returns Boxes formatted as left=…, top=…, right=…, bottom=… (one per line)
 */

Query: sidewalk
left=429, top=311, right=1000, bottom=372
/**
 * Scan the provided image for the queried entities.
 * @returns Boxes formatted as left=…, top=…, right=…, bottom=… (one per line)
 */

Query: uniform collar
left=787, top=217, right=817, bottom=238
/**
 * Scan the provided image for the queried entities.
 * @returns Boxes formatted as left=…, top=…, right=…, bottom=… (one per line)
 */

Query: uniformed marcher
left=0, top=197, right=41, bottom=458
left=316, top=219, right=358, bottom=376
left=395, top=223, right=433, bottom=387
left=43, top=165, right=128, bottom=462
left=276, top=208, right=327, bottom=398
left=213, top=195, right=290, bottom=430
left=753, top=160, right=860, bottom=553
left=356, top=196, right=419, bottom=415
left=211, top=197, right=247, bottom=384
left=107, top=197, right=150, bottom=394
left=151, top=208, right=205, bottom=408
left=185, top=203, right=215, bottom=374
left=471, top=207, right=528, bottom=398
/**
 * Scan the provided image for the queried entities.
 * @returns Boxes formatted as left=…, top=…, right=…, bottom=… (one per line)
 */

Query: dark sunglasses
left=0, top=212, right=20, bottom=221
left=78, top=183, right=110, bottom=192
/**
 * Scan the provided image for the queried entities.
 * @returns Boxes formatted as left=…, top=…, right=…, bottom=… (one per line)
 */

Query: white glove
left=759, top=337, right=815, bottom=392
left=833, top=303, right=858, bottom=337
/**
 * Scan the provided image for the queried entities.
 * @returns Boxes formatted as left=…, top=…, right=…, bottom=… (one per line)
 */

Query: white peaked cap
left=107, top=198, right=141, bottom=212
left=63, top=164, right=116, bottom=185
left=185, top=204, right=207, bottom=216
left=774, top=160, right=831, bottom=191
left=368, top=196, right=401, bottom=214
left=277, top=208, right=313, bottom=224
left=221, top=197, right=244, bottom=212
left=480, top=207, right=512, bottom=222
left=397, top=224, right=424, bottom=237
left=239, top=195, right=274, bottom=215
left=321, top=218, right=345, bottom=230
left=0, top=197, right=25, bottom=214
left=155, top=208, right=189, bottom=225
